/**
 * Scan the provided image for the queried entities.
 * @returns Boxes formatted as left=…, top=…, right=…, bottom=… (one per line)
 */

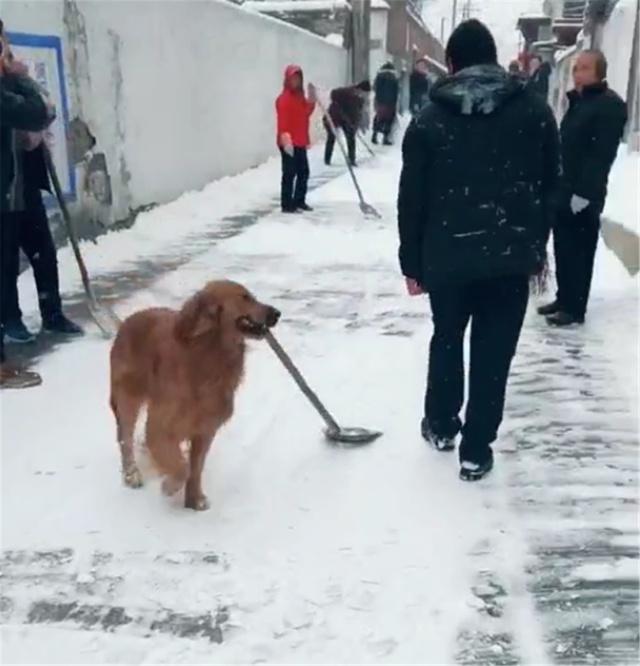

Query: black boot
left=537, top=300, right=560, bottom=316
left=42, top=312, right=84, bottom=336
left=297, top=203, right=313, bottom=212
left=372, top=133, right=378, bottom=145
left=459, top=450, right=494, bottom=482
left=421, top=419, right=456, bottom=452
left=546, top=311, right=584, bottom=327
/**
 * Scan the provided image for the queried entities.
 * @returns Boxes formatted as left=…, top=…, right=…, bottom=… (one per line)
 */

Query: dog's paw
left=123, top=466, right=143, bottom=488
left=161, top=475, right=185, bottom=497
left=185, top=494, right=210, bottom=511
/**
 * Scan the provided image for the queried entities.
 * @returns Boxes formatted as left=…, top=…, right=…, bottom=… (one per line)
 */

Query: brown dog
left=109, top=280, right=280, bottom=510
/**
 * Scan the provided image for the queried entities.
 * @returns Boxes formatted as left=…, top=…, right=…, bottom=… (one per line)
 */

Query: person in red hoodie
left=275, top=65, right=316, bottom=213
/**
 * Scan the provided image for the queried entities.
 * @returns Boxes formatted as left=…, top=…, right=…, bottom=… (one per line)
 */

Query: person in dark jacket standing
left=409, top=58, right=431, bottom=116
left=1, top=139, right=84, bottom=343
left=0, top=23, right=54, bottom=388
left=373, top=62, right=398, bottom=145
left=526, top=55, right=551, bottom=102
left=324, top=80, right=371, bottom=167
left=275, top=64, right=316, bottom=213
left=538, top=50, right=627, bottom=326
left=397, top=20, right=560, bottom=481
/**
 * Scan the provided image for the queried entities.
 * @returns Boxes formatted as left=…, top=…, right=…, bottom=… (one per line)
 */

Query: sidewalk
left=1, top=139, right=638, bottom=664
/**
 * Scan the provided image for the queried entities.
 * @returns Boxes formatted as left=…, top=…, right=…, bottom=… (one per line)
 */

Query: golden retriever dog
left=109, top=280, right=280, bottom=510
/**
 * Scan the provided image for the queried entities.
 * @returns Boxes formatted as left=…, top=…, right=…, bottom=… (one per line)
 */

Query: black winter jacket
left=526, top=62, right=551, bottom=101
left=409, top=70, right=430, bottom=113
left=374, top=69, right=399, bottom=108
left=560, top=82, right=627, bottom=209
left=1, top=75, right=53, bottom=212
left=398, top=64, right=560, bottom=289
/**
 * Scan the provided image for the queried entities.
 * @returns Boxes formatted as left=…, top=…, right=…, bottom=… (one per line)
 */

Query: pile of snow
left=324, top=32, right=343, bottom=47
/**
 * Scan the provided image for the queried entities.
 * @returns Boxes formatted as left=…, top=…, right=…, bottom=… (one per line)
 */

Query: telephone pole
left=451, top=0, right=458, bottom=34
left=351, top=0, right=371, bottom=83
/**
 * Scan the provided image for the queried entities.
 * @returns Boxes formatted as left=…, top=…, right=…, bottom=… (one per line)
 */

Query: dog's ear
left=175, top=292, right=221, bottom=341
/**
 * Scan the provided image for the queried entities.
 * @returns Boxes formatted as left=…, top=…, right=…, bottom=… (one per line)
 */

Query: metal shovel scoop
left=265, top=331, right=381, bottom=446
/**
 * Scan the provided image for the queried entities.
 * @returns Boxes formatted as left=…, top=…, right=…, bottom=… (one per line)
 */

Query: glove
left=570, top=194, right=590, bottom=215
left=280, top=133, right=294, bottom=157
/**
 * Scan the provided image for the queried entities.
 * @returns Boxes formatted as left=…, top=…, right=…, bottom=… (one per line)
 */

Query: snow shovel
left=315, top=96, right=381, bottom=219
left=264, top=330, right=381, bottom=446
left=44, top=146, right=120, bottom=338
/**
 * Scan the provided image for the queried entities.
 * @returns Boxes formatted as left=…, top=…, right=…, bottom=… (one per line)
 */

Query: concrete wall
left=370, top=8, right=390, bottom=78
left=4, top=0, right=348, bottom=230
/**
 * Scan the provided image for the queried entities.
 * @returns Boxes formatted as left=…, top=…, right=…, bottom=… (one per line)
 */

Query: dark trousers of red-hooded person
left=275, top=65, right=315, bottom=212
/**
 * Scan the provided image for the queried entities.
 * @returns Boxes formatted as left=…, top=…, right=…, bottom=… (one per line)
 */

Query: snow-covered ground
left=1, top=127, right=638, bottom=663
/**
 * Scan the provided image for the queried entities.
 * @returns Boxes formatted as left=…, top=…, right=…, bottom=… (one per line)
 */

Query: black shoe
left=372, top=134, right=378, bottom=145
left=421, top=419, right=456, bottom=452
left=282, top=207, right=298, bottom=214
left=42, top=313, right=84, bottom=336
left=297, top=203, right=313, bottom=212
left=537, top=300, right=560, bottom=316
left=459, top=455, right=494, bottom=482
left=3, top=320, right=36, bottom=344
left=383, top=138, right=393, bottom=146
left=546, top=311, right=584, bottom=327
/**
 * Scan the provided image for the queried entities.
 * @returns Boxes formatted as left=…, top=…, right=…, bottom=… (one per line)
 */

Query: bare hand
left=307, top=83, right=317, bottom=102
left=405, top=277, right=424, bottom=296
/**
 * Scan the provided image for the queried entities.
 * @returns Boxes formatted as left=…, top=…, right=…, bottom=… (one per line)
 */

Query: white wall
left=598, top=0, right=637, bottom=101
left=4, top=0, right=348, bottom=226
left=370, top=8, right=389, bottom=78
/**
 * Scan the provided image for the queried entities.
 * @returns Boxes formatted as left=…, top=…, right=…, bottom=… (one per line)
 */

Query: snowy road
left=1, top=142, right=638, bottom=664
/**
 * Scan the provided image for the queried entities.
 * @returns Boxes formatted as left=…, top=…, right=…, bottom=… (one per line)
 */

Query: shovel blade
left=324, top=426, right=382, bottom=446
left=360, top=202, right=381, bottom=219
left=88, top=301, right=120, bottom=339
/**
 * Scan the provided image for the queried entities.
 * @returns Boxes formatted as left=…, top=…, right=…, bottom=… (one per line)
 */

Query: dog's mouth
left=236, top=316, right=269, bottom=338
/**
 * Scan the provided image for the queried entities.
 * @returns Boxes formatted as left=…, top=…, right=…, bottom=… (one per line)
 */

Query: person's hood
left=283, top=64, right=304, bottom=91
left=430, top=64, right=525, bottom=116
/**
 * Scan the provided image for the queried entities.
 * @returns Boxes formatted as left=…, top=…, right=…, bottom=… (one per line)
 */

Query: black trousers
left=553, top=206, right=600, bottom=319
left=425, top=275, right=529, bottom=463
left=1, top=186, right=62, bottom=327
left=373, top=112, right=394, bottom=140
left=280, top=147, right=309, bottom=212
left=324, top=122, right=356, bottom=166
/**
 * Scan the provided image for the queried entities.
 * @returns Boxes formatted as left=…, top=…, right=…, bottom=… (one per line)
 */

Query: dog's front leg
left=185, top=434, right=214, bottom=511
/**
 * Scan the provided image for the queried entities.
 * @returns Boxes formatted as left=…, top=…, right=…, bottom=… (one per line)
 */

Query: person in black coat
left=0, top=23, right=53, bottom=388
left=409, top=58, right=431, bottom=116
left=373, top=62, right=398, bottom=145
left=0, top=38, right=82, bottom=346
left=538, top=50, right=627, bottom=326
left=324, top=80, right=371, bottom=166
left=526, top=55, right=551, bottom=101
left=397, top=20, right=560, bottom=481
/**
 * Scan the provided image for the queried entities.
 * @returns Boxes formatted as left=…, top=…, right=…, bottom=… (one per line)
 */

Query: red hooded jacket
left=275, top=65, right=315, bottom=148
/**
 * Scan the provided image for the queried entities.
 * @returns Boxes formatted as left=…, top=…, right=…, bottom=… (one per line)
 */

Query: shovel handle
left=315, top=97, right=368, bottom=206
left=264, top=330, right=341, bottom=434
left=43, top=147, right=95, bottom=302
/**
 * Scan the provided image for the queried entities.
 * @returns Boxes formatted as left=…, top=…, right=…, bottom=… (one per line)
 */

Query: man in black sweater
left=397, top=20, right=560, bottom=481
left=538, top=50, right=627, bottom=326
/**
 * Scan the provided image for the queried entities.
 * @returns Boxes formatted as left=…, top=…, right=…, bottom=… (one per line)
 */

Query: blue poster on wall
left=7, top=31, right=76, bottom=203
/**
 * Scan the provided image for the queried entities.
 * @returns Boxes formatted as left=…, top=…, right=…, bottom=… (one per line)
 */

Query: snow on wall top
left=244, top=0, right=350, bottom=13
